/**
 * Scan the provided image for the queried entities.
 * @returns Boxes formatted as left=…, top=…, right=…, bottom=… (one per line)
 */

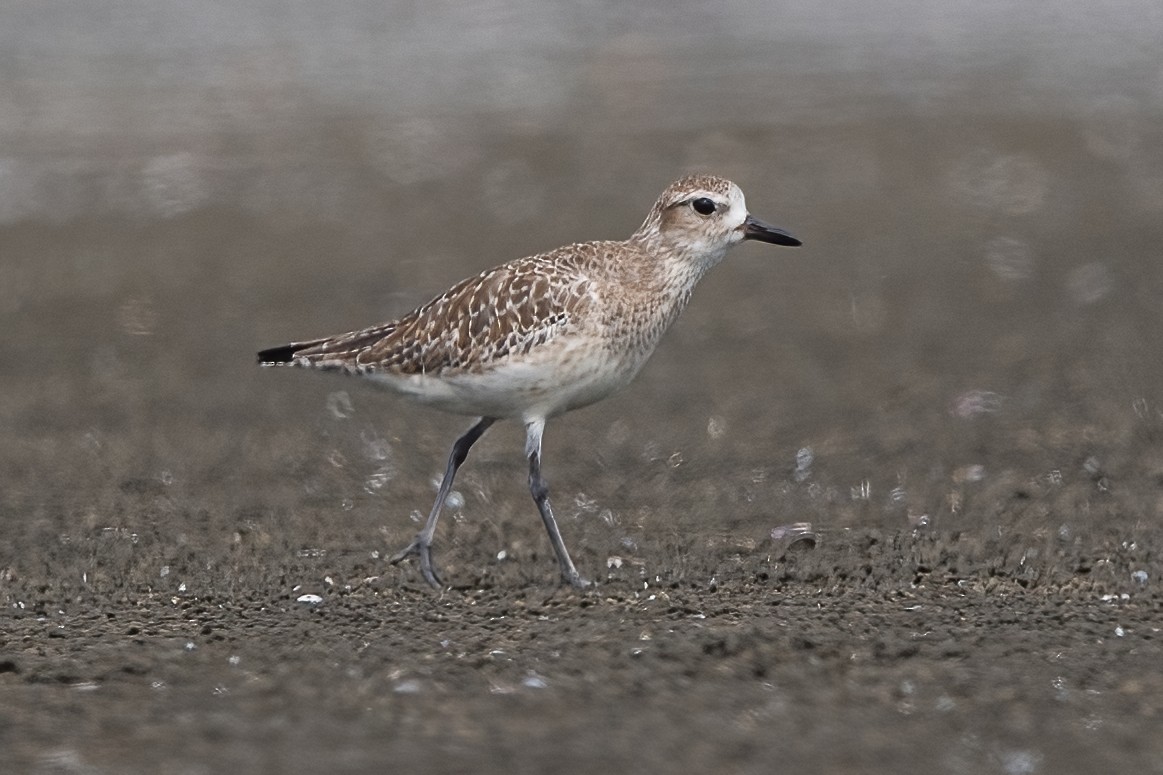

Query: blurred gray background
left=2, top=0, right=1162, bottom=556
left=3, top=3, right=1163, bottom=773
left=5, top=0, right=1162, bottom=538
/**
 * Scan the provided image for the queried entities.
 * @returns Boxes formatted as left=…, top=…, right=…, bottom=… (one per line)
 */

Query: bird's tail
left=257, top=338, right=331, bottom=366
left=258, top=320, right=399, bottom=371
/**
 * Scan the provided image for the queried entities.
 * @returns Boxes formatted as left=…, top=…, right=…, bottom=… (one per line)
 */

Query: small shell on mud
left=393, top=679, right=422, bottom=694
left=769, top=522, right=817, bottom=555
left=908, top=513, right=931, bottom=529
left=522, top=672, right=549, bottom=689
left=296, top=593, right=324, bottom=605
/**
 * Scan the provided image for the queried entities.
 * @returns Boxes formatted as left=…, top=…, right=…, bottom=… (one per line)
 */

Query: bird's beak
left=742, top=215, right=801, bottom=247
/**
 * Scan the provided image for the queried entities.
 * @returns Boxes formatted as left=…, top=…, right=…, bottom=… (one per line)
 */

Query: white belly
left=364, top=335, right=648, bottom=421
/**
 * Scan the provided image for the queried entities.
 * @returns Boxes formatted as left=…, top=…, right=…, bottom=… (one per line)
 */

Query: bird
left=258, top=174, right=801, bottom=589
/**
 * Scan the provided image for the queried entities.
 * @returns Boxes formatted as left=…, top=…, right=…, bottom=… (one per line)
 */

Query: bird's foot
left=562, top=569, right=594, bottom=591
left=389, top=535, right=443, bottom=589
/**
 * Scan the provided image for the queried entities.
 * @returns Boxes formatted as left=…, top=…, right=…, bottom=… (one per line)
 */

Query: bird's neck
left=627, top=232, right=728, bottom=296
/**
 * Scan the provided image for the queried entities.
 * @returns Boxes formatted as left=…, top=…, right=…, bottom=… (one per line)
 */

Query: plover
left=258, top=174, right=800, bottom=589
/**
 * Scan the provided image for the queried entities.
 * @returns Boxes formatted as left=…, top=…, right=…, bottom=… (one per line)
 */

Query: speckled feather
left=258, top=174, right=797, bottom=421
left=275, top=249, right=596, bottom=377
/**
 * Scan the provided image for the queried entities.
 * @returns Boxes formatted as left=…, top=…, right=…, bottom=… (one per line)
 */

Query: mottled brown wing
left=260, top=248, right=596, bottom=376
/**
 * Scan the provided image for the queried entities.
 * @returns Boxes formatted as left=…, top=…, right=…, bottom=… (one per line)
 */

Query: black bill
left=742, top=215, right=802, bottom=247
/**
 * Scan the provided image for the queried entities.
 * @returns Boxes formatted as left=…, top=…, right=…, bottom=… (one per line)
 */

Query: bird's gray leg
left=525, top=419, right=592, bottom=590
left=390, top=417, right=495, bottom=588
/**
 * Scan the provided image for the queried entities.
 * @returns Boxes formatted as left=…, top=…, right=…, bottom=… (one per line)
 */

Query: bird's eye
left=691, top=197, right=717, bottom=216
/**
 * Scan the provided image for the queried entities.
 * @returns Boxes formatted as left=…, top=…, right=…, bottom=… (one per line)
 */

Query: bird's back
left=259, top=239, right=678, bottom=419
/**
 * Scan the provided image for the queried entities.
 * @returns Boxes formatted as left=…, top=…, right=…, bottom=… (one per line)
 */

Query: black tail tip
left=257, top=344, right=300, bottom=365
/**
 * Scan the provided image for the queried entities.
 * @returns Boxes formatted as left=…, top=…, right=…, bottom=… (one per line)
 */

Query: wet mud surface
left=4, top=157, right=1163, bottom=771
left=3, top=328, right=1162, bottom=773
left=2, top=520, right=1162, bottom=774
left=4, top=165, right=1163, bottom=772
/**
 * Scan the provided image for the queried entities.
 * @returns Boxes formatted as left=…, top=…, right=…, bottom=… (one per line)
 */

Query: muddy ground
left=3, top=232, right=1162, bottom=773
left=1, top=470, right=1161, bottom=774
